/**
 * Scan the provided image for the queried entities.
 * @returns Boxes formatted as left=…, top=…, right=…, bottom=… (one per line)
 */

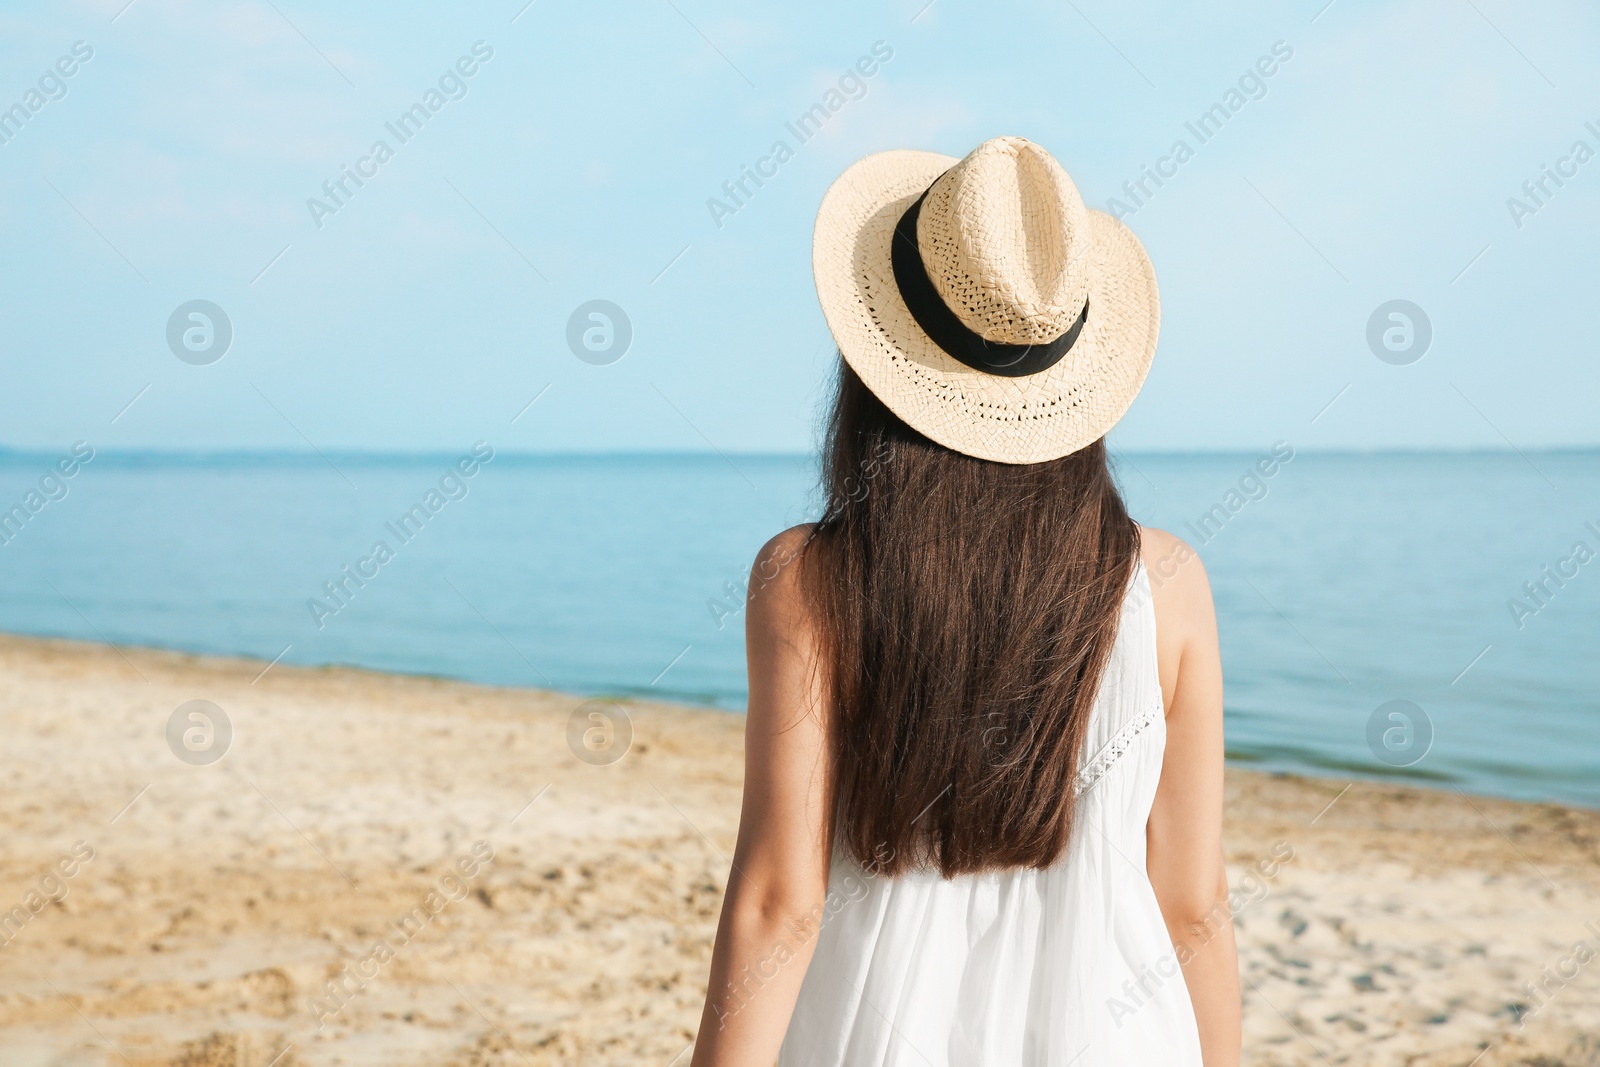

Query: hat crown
left=915, top=137, right=1092, bottom=346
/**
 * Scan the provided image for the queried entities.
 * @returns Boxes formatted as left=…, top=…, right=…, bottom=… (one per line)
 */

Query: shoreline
left=5, top=625, right=1584, bottom=814
left=0, top=631, right=1597, bottom=1064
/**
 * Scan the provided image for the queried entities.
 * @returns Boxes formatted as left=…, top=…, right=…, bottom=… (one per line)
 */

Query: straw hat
left=812, top=136, right=1159, bottom=464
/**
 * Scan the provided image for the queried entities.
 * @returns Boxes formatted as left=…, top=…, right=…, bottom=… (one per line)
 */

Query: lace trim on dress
left=1073, top=702, right=1162, bottom=797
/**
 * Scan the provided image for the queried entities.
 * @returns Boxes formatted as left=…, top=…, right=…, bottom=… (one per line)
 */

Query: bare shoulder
left=755, top=523, right=818, bottom=570
left=1137, top=525, right=1216, bottom=643
left=747, top=523, right=821, bottom=630
left=745, top=525, right=830, bottom=732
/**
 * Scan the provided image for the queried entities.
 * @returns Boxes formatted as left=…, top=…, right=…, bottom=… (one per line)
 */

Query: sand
left=0, top=633, right=1597, bottom=1066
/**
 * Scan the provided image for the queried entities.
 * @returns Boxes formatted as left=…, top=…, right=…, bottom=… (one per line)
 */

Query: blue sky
left=1, top=0, right=1596, bottom=454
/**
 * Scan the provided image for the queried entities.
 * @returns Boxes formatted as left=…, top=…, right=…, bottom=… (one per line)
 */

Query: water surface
left=1, top=448, right=1594, bottom=807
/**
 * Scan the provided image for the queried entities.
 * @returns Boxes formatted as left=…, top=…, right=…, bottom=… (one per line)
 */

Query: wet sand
left=0, top=632, right=1596, bottom=1065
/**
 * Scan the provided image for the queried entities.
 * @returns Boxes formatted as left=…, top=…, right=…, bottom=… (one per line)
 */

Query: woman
left=691, top=137, right=1240, bottom=1066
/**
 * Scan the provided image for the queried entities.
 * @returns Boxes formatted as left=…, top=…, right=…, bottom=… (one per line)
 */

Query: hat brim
left=812, top=149, right=1160, bottom=465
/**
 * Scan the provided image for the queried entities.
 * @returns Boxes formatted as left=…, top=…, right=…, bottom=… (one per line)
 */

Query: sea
left=1, top=448, right=1596, bottom=808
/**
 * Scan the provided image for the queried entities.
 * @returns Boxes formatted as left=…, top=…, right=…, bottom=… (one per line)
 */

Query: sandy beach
left=0, top=632, right=1596, bottom=1066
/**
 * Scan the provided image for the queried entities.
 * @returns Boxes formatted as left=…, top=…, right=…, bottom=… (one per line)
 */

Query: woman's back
left=778, top=561, right=1202, bottom=1066
left=689, top=136, right=1238, bottom=1067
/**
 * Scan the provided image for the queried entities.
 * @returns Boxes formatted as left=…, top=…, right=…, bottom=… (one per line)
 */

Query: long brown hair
left=802, top=361, right=1141, bottom=878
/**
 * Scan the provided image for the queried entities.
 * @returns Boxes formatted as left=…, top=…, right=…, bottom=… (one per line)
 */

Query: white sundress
left=778, top=561, right=1204, bottom=1066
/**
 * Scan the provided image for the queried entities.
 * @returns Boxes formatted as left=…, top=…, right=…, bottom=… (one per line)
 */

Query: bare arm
left=691, top=527, right=832, bottom=1067
left=1142, top=528, right=1241, bottom=1066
